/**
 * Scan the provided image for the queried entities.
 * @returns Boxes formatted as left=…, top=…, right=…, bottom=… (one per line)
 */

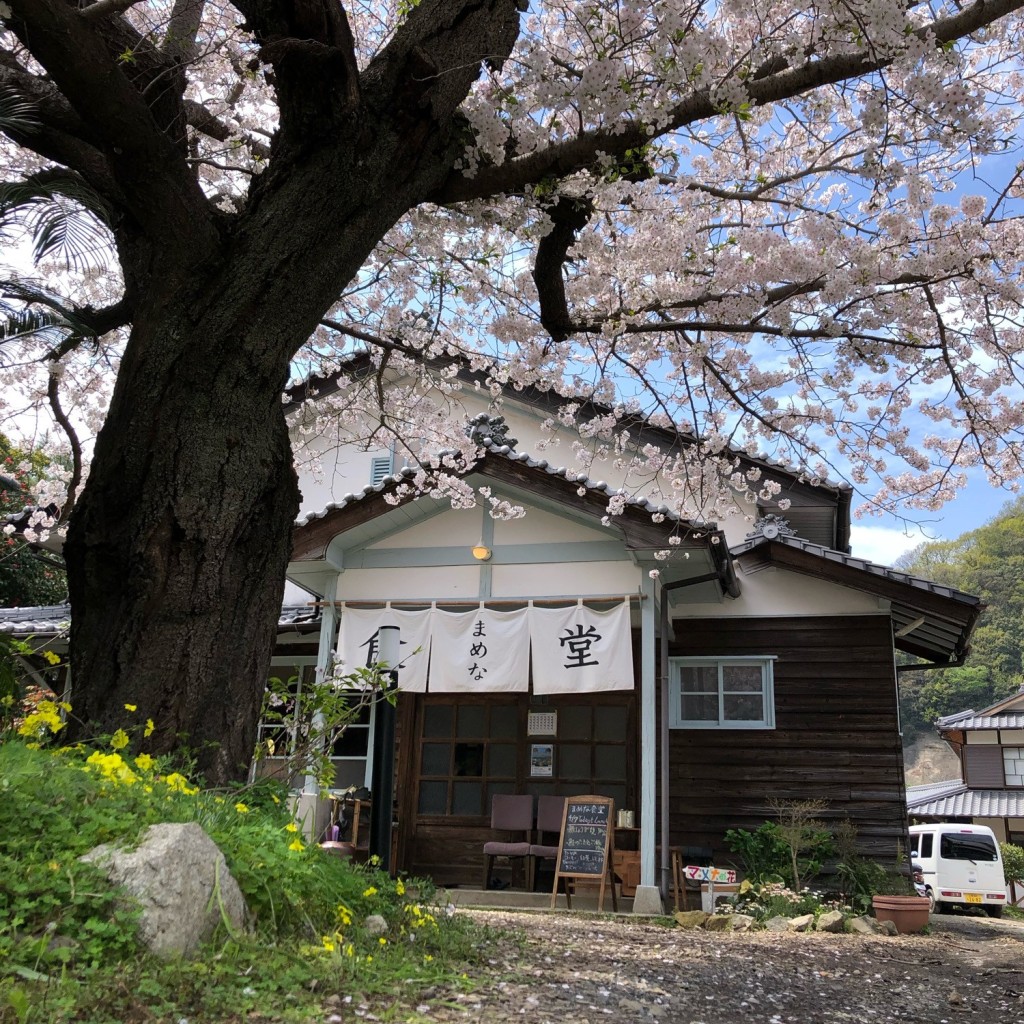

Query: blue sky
left=850, top=469, right=1017, bottom=565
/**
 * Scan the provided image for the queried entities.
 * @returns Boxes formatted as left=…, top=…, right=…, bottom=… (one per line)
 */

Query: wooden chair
left=482, top=794, right=534, bottom=890
left=670, top=845, right=714, bottom=911
left=528, top=795, right=566, bottom=891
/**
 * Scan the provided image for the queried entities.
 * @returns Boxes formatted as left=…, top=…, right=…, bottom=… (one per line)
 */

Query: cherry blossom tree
left=2, top=0, right=1024, bottom=782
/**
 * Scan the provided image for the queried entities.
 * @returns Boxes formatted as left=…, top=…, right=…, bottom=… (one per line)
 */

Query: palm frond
left=0, top=86, right=38, bottom=136
left=0, top=175, right=114, bottom=272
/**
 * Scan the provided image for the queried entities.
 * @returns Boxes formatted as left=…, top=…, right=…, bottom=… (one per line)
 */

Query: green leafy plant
left=722, top=880, right=849, bottom=922
left=725, top=800, right=833, bottom=890
left=255, top=660, right=398, bottom=791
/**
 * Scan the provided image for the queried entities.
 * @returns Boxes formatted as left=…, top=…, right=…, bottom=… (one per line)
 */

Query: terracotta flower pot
left=871, top=894, right=931, bottom=934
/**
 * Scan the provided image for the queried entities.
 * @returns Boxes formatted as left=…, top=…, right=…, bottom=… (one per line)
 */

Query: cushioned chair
left=528, top=794, right=566, bottom=891
left=482, top=794, right=534, bottom=890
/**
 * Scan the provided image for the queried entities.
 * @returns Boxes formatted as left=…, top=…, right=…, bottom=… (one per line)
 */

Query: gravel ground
left=409, top=909, right=1024, bottom=1024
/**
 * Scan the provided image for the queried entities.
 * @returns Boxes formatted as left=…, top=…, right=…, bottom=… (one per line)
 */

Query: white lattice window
left=669, top=657, right=777, bottom=730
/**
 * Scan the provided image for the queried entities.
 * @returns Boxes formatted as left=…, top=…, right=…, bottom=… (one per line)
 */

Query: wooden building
left=1, top=368, right=983, bottom=909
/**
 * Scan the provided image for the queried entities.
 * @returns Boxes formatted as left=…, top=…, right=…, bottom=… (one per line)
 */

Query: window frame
left=668, top=656, right=777, bottom=730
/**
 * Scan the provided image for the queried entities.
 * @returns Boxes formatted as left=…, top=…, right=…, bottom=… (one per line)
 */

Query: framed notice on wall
left=530, top=743, right=554, bottom=777
left=528, top=711, right=557, bottom=735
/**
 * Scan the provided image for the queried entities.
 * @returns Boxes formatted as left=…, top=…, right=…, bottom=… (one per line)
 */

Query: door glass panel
left=594, top=745, right=626, bottom=780
left=560, top=743, right=590, bottom=778
left=488, top=743, right=517, bottom=777
left=594, top=706, right=626, bottom=741
left=559, top=706, right=591, bottom=740
left=490, top=706, right=518, bottom=739
left=421, top=743, right=450, bottom=775
left=424, top=705, right=453, bottom=738
left=452, top=781, right=482, bottom=816
left=457, top=705, right=486, bottom=738
left=417, top=781, right=447, bottom=814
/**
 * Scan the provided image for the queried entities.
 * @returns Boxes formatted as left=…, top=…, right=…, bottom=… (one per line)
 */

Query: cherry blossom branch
left=435, top=0, right=1024, bottom=204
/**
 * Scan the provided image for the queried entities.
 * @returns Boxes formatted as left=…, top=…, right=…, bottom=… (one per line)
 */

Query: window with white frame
left=1003, top=747, right=1024, bottom=787
left=254, top=660, right=375, bottom=790
left=669, top=657, right=777, bottom=729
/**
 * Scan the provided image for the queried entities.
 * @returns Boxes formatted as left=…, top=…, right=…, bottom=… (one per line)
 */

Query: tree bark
left=64, top=300, right=300, bottom=783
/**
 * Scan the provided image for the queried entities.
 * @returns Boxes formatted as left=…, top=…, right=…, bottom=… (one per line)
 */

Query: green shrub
left=722, top=880, right=850, bottom=922
left=0, top=731, right=499, bottom=1022
left=1001, top=841, right=1024, bottom=884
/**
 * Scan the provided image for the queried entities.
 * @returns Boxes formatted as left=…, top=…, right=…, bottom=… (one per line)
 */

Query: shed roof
left=731, top=534, right=982, bottom=666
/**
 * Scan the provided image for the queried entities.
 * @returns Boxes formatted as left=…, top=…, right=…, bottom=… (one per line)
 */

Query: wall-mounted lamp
left=471, top=544, right=492, bottom=561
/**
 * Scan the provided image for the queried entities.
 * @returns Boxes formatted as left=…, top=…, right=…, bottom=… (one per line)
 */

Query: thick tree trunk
left=64, top=300, right=299, bottom=784
left=56, top=0, right=524, bottom=785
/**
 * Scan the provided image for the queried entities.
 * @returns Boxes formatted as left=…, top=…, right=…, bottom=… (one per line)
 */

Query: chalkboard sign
left=550, top=795, right=618, bottom=912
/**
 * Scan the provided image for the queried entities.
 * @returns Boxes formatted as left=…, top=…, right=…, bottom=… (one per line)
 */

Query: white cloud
left=848, top=525, right=928, bottom=567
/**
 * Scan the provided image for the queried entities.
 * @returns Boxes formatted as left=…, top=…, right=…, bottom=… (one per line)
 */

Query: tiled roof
left=296, top=436, right=698, bottom=529
left=730, top=534, right=980, bottom=606
left=907, top=783, right=1024, bottom=818
left=936, top=712, right=1024, bottom=731
left=0, top=603, right=71, bottom=635
left=0, top=603, right=320, bottom=637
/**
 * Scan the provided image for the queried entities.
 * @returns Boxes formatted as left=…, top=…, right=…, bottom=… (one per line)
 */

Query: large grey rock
left=786, top=913, right=815, bottom=933
left=82, top=822, right=247, bottom=957
left=848, top=915, right=888, bottom=935
left=816, top=910, right=846, bottom=933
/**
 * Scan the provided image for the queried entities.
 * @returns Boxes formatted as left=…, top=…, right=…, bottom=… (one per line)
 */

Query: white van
left=908, top=823, right=1007, bottom=918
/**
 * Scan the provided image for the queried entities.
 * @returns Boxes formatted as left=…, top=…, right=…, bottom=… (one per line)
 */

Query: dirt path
left=421, top=910, right=1024, bottom=1023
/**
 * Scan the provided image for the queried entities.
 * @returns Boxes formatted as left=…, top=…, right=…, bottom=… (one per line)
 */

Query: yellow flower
left=362, top=886, right=377, bottom=898
left=42, top=650, right=61, bottom=666
left=395, top=879, right=405, bottom=896
left=284, top=822, right=298, bottom=833
left=110, top=728, right=129, bottom=750
left=321, top=935, right=335, bottom=952
left=17, top=701, right=66, bottom=740
left=235, top=802, right=249, bottom=814
left=344, top=943, right=355, bottom=958
left=134, top=753, right=155, bottom=772
left=365, top=955, right=373, bottom=963
left=48, top=860, right=60, bottom=872
left=336, top=904, right=352, bottom=927
left=423, top=954, right=434, bottom=962
left=58, top=701, right=71, bottom=712
left=123, top=703, right=137, bottom=712
left=270, top=794, right=281, bottom=805
left=162, top=772, right=199, bottom=795
left=143, top=718, right=155, bottom=738
left=288, top=838, right=305, bottom=852
left=378, top=937, right=387, bottom=946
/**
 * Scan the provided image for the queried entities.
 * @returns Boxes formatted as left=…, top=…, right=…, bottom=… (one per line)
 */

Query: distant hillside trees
left=897, top=498, right=1024, bottom=739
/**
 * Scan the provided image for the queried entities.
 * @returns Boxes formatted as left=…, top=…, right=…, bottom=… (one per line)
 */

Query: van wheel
left=985, top=906, right=1003, bottom=919
left=927, top=889, right=939, bottom=914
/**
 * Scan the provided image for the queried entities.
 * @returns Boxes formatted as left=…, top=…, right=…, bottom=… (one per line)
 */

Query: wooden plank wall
left=667, top=615, right=909, bottom=866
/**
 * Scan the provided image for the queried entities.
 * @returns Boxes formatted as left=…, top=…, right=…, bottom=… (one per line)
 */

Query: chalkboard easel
left=550, top=795, right=618, bottom=912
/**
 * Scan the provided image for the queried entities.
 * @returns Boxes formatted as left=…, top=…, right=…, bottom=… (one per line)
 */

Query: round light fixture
left=471, top=544, right=492, bottom=561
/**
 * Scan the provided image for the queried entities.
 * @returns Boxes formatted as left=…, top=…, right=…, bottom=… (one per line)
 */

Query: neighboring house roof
left=287, top=353, right=853, bottom=552
left=730, top=533, right=983, bottom=666
left=936, top=711, right=1024, bottom=731
left=907, top=780, right=1024, bottom=819
left=0, top=602, right=320, bottom=640
left=936, top=688, right=1024, bottom=732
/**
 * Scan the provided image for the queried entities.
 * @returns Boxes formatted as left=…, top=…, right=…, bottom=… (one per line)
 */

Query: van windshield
left=939, top=833, right=998, bottom=862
